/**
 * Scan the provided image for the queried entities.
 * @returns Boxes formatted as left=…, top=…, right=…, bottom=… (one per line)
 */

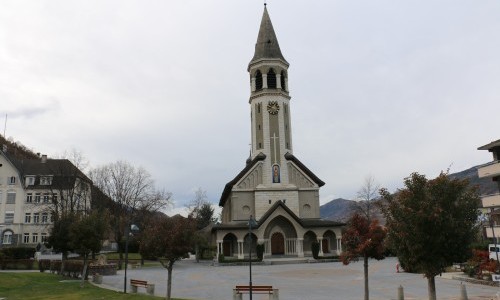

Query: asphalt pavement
left=99, top=257, right=500, bottom=300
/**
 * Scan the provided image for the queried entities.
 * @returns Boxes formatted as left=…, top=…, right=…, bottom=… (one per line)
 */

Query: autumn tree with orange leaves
left=341, top=213, right=386, bottom=300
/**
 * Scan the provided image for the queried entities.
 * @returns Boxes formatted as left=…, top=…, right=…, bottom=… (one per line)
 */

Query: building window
left=41, top=213, right=48, bottom=224
left=40, top=176, right=52, bottom=185
left=5, top=212, right=14, bottom=224
left=25, top=213, right=31, bottom=223
left=34, top=193, right=41, bottom=203
left=33, top=213, right=40, bottom=223
left=43, top=193, right=50, bottom=203
left=41, top=233, right=48, bottom=243
left=6, top=192, right=16, bottom=204
left=267, top=68, right=277, bottom=89
left=255, top=70, right=263, bottom=90
left=9, top=176, right=16, bottom=185
left=32, top=233, right=38, bottom=243
left=280, top=70, right=286, bottom=90
left=26, top=176, right=35, bottom=186
left=2, top=231, right=12, bottom=245
left=23, top=233, right=30, bottom=243
left=52, top=194, right=57, bottom=203
left=26, top=193, right=33, bottom=203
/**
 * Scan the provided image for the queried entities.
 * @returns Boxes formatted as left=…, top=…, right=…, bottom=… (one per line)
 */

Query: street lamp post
left=248, top=215, right=257, bottom=300
left=123, top=224, right=140, bottom=293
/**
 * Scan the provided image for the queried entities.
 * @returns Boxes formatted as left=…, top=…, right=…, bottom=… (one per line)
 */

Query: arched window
left=267, top=69, right=277, bottom=89
left=280, top=71, right=286, bottom=90
left=255, top=70, right=263, bottom=90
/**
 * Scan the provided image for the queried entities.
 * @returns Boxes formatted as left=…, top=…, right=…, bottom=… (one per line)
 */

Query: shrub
left=218, top=254, right=225, bottom=263
left=39, top=259, right=51, bottom=272
left=0, top=247, right=36, bottom=259
left=311, top=242, right=320, bottom=259
left=256, top=243, right=265, bottom=261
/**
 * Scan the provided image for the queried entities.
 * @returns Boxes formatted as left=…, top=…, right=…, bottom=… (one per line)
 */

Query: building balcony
left=482, top=194, right=500, bottom=208
left=485, top=226, right=500, bottom=239
left=478, top=161, right=500, bottom=179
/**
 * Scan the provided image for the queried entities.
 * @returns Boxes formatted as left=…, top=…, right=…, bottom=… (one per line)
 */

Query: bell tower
left=248, top=5, right=293, bottom=186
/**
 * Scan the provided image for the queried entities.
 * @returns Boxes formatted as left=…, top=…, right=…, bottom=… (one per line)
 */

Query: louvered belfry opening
left=280, top=70, right=286, bottom=91
left=267, top=68, right=277, bottom=89
left=255, top=70, right=263, bottom=90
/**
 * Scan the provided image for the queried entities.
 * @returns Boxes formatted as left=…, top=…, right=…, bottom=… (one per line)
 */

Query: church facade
left=212, top=6, right=343, bottom=259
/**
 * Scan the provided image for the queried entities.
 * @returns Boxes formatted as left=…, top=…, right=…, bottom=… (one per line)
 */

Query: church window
left=267, top=69, right=277, bottom=89
left=303, top=204, right=311, bottom=211
left=280, top=71, right=286, bottom=90
left=257, top=103, right=261, bottom=113
left=259, top=143, right=262, bottom=148
left=269, top=200, right=271, bottom=204
left=255, top=70, right=263, bottom=90
left=258, top=125, right=261, bottom=130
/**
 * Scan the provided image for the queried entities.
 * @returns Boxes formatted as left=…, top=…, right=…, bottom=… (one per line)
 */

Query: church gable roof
left=249, top=6, right=288, bottom=66
left=219, top=152, right=266, bottom=207
left=284, top=152, right=325, bottom=187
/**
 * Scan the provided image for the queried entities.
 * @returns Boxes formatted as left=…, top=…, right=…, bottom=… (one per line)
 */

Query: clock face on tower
left=267, top=101, right=280, bottom=115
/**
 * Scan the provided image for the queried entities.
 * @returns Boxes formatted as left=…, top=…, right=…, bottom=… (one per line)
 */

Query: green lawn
left=0, top=272, right=187, bottom=300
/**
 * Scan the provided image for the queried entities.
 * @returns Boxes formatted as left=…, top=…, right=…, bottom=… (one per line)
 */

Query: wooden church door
left=271, top=232, right=285, bottom=255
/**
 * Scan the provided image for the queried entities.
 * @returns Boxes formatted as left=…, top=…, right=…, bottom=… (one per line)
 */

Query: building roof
left=212, top=200, right=344, bottom=232
left=249, top=6, right=288, bottom=66
left=284, top=152, right=325, bottom=187
left=478, top=138, right=500, bottom=151
left=1, top=149, right=90, bottom=188
left=219, top=152, right=267, bottom=207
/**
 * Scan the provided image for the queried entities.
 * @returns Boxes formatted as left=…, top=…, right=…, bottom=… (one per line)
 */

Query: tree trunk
left=364, top=255, right=369, bottom=300
left=80, top=255, right=88, bottom=288
left=427, top=276, right=437, bottom=300
left=166, top=260, right=174, bottom=300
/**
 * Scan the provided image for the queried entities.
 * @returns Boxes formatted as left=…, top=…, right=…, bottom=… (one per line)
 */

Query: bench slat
left=130, top=279, right=148, bottom=287
left=234, top=285, right=274, bottom=294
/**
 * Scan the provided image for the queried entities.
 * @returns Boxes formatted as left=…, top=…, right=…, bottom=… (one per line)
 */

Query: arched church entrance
left=323, top=230, right=337, bottom=254
left=271, top=232, right=285, bottom=255
left=222, top=233, right=237, bottom=257
left=264, top=215, right=298, bottom=256
left=303, top=231, right=317, bottom=256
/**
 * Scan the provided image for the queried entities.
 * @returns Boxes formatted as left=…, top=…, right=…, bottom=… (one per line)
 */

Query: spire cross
left=271, top=132, right=279, bottom=163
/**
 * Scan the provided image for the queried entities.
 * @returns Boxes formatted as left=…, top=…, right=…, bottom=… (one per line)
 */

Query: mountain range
left=319, top=165, right=498, bottom=223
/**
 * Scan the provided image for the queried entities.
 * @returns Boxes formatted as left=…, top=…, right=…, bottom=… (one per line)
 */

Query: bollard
left=147, top=283, right=155, bottom=296
left=460, top=284, right=468, bottom=300
left=397, top=285, right=404, bottom=300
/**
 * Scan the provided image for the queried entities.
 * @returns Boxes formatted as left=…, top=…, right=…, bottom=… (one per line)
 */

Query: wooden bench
left=233, top=285, right=279, bottom=300
left=130, top=279, right=155, bottom=295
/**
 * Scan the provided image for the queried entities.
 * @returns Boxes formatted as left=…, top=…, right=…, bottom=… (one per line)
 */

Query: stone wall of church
left=298, top=190, right=320, bottom=219
left=254, top=190, right=299, bottom=220
left=230, top=191, right=254, bottom=221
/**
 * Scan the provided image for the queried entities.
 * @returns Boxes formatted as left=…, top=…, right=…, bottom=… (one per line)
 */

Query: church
left=212, top=6, right=344, bottom=259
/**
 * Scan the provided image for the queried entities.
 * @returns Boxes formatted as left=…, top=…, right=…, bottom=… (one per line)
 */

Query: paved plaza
left=99, top=257, right=500, bottom=300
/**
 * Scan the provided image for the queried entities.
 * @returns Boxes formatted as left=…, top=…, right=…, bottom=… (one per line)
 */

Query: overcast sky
left=1, top=1, right=500, bottom=213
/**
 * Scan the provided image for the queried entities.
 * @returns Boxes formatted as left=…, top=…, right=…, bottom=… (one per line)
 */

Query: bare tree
left=90, top=160, right=172, bottom=267
left=353, top=175, right=380, bottom=221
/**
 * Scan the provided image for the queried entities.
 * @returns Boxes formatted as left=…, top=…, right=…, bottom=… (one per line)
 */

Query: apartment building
left=0, top=146, right=91, bottom=247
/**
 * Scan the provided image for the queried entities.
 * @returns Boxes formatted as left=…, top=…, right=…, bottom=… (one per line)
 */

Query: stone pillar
left=251, top=77, right=256, bottom=92
left=262, top=74, right=268, bottom=89
left=276, top=74, right=282, bottom=89
left=237, top=240, right=244, bottom=259
left=216, top=240, right=222, bottom=260
left=297, top=238, right=304, bottom=257
left=338, top=238, right=342, bottom=255
left=318, top=238, right=324, bottom=256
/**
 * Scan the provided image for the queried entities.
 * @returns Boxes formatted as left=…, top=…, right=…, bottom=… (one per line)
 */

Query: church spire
left=249, top=6, right=288, bottom=66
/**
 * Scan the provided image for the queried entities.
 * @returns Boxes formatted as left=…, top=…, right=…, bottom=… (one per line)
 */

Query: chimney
left=41, top=154, right=47, bottom=163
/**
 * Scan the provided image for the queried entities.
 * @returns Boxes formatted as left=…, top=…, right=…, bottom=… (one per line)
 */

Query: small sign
left=492, top=274, right=500, bottom=282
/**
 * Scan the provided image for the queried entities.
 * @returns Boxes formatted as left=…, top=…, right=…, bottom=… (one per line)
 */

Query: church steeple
left=249, top=6, right=288, bottom=66
left=248, top=5, right=293, bottom=186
